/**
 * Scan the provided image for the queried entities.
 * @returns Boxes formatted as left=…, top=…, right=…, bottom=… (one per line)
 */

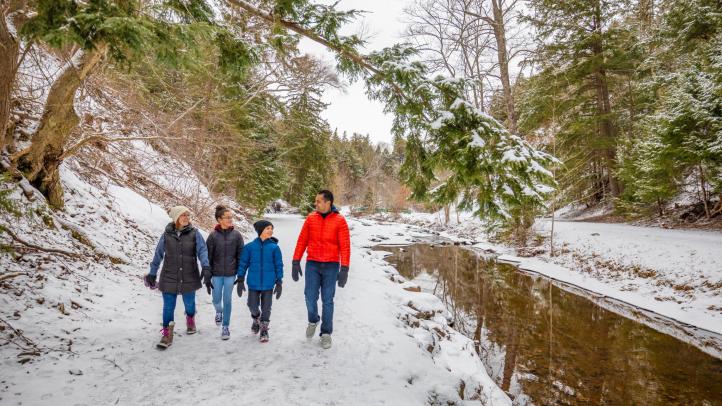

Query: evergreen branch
left=225, top=0, right=409, bottom=100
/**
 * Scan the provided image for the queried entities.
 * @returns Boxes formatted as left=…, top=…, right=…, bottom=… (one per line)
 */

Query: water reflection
left=376, top=243, right=722, bottom=405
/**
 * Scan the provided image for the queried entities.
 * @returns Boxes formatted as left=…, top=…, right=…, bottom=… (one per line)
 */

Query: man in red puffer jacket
left=292, top=190, right=350, bottom=349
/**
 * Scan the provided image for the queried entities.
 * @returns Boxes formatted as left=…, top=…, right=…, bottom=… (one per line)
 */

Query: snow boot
left=259, top=321, right=269, bottom=343
left=320, top=334, right=332, bottom=349
left=157, top=321, right=175, bottom=349
left=186, top=314, right=197, bottom=335
left=221, top=326, right=230, bottom=340
left=215, top=312, right=222, bottom=326
left=251, top=315, right=260, bottom=334
left=305, top=322, right=317, bottom=339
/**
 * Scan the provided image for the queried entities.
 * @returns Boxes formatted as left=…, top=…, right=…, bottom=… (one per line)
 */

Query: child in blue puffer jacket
left=236, top=220, right=283, bottom=342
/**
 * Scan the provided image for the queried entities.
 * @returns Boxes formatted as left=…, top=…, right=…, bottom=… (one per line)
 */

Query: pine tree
left=617, top=0, right=722, bottom=218
left=522, top=0, right=637, bottom=203
left=279, top=89, right=332, bottom=208
left=227, top=0, right=558, bottom=233
left=11, top=0, right=256, bottom=208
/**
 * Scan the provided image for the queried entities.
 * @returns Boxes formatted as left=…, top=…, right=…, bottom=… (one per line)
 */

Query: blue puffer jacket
left=237, top=237, right=283, bottom=291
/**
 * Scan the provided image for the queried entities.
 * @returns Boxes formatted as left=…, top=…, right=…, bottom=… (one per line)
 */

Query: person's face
left=218, top=211, right=233, bottom=229
left=177, top=212, right=191, bottom=227
left=315, top=194, right=332, bottom=213
left=260, top=225, right=274, bottom=240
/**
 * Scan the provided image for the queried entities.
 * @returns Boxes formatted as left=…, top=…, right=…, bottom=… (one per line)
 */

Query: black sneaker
left=251, top=316, right=260, bottom=334
left=259, top=321, right=269, bottom=343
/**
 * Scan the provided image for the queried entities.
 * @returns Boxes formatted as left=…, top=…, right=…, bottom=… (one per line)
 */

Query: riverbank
left=375, top=242, right=722, bottom=405
left=360, top=210, right=722, bottom=340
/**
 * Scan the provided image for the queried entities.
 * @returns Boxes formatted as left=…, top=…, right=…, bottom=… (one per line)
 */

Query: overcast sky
left=298, top=0, right=411, bottom=146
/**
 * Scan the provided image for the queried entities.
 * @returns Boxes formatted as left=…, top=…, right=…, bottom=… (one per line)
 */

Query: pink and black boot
left=186, top=314, right=197, bottom=334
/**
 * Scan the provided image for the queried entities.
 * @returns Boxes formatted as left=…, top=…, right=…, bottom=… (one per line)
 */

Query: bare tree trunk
left=13, top=46, right=106, bottom=208
left=638, top=0, right=653, bottom=31
left=591, top=4, right=620, bottom=198
left=0, top=4, right=21, bottom=153
left=490, top=0, right=518, bottom=134
left=698, top=165, right=710, bottom=218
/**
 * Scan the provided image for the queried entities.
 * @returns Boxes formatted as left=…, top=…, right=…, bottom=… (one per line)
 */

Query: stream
left=375, top=243, right=722, bottom=405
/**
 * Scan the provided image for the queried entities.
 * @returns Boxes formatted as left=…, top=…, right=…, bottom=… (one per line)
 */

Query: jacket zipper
left=222, top=231, right=228, bottom=275
left=178, top=233, right=183, bottom=294
left=321, top=214, right=326, bottom=259
left=321, top=212, right=332, bottom=261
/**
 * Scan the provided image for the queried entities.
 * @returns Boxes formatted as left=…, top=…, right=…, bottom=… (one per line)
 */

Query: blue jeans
left=304, top=261, right=339, bottom=335
left=162, top=291, right=196, bottom=327
left=212, top=276, right=236, bottom=327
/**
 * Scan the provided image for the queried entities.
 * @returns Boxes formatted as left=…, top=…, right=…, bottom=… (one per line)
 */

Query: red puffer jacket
left=293, top=208, right=351, bottom=266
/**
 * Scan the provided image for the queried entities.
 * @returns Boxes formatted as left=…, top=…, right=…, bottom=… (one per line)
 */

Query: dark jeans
left=247, top=289, right=273, bottom=322
left=304, top=261, right=339, bottom=335
left=162, top=291, right=196, bottom=327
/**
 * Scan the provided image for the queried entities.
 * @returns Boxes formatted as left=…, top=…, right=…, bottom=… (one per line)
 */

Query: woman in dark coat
left=144, top=205, right=210, bottom=349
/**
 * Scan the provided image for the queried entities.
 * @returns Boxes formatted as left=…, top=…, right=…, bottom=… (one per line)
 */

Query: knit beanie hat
left=169, top=206, right=190, bottom=223
left=253, top=220, right=273, bottom=236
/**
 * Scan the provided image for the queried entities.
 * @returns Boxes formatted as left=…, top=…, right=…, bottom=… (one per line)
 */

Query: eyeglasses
left=220, top=216, right=233, bottom=220
left=180, top=213, right=191, bottom=218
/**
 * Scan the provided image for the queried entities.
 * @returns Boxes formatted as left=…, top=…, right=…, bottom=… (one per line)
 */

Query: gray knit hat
left=169, top=206, right=190, bottom=223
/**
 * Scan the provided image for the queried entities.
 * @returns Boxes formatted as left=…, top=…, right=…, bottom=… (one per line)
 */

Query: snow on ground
left=376, top=207, right=722, bottom=351
left=4, top=46, right=512, bottom=405
left=0, top=164, right=510, bottom=405
left=526, top=220, right=722, bottom=335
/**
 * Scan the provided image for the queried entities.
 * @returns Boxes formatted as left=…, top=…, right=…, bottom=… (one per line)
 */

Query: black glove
left=235, top=276, right=246, bottom=297
left=202, top=268, right=213, bottom=295
left=144, top=273, right=157, bottom=289
left=292, top=260, right=302, bottom=282
left=273, top=281, right=282, bottom=300
left=337, top=265, right=349, bottom=288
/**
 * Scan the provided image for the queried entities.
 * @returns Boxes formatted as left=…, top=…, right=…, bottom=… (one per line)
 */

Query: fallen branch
left=0, top=316, right=39, bottom=352
left=1, top=227, right=81, bottom=258
left=0, top=272, right=26, bottom=282
left=1, top=153, right=36, bottom=200
left=92, top=356, right=125, bottom=372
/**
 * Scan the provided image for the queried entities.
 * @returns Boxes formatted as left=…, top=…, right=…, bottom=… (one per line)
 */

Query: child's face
left=219, top=212, right=233, bottom=228
left=260, top=225, right=274, bottom=240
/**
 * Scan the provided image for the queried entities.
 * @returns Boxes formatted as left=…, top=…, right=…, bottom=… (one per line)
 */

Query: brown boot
left=157, top=321, right=174, bottom=349
left=186, top=314, right=197, bottom=335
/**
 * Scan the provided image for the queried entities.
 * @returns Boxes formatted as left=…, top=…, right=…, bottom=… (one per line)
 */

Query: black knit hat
left=253, top=220, right=273, bottom=236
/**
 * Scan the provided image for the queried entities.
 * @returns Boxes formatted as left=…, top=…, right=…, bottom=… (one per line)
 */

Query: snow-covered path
left=3, top=213, right=508, bottom=405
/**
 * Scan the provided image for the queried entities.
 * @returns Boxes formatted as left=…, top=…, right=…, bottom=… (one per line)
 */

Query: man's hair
left=317, top=189, right=334, bottom=204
